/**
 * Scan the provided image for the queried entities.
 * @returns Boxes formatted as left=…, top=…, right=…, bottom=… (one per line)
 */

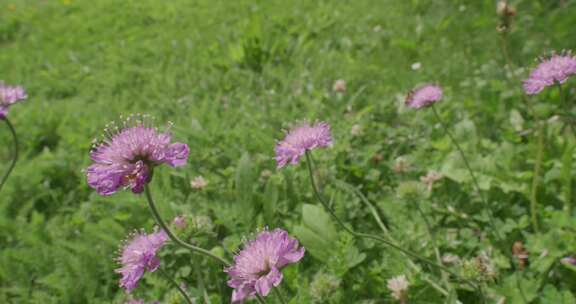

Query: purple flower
left=275, top=122, right=332, bottom=168
left=0, top=81, right=27, bottom=119
left=225, top=228, right=305, bottom=303
left=523, top=51, right=576, bottom=95
left=561, top=256, right=576, bottom=266
left=405, top=84, right=443, bottom=109
left=116, top=229, right=169, bottom=293
left=172, top=215, right=187, bottom=229
left=86, top=114, right=190, bottom=196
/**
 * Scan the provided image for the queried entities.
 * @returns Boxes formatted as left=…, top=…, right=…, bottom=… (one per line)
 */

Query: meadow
left=1, top=0, right=576, bottom=303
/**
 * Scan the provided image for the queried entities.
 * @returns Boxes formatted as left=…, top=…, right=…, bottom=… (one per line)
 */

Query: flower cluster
left=225, top=228, right=305, bottom=303
left=0, top=81, right=27, bottom=119
left=405, top=84, right=443, bottom=109
left=523, top=52, right=576, bottom=95
left=116, top=229, right=168, bottom=293
left=86, top=114, right=190, bottom=196
left=275, top=121, right=332, bottom=168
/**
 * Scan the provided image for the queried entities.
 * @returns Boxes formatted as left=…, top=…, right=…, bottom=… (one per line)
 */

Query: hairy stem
left=144, top=185, right=231, bottom=266
left=431, top=105, right=502, bottom=241
left=304, top=151, right=481, bottom=296
left=273, top=287, right=287, bottom=304
left=0, top=118, right=18, bottom=194
left=158, top=268, right=194, bottom=304
left=530, top=121, right=545, bottom=232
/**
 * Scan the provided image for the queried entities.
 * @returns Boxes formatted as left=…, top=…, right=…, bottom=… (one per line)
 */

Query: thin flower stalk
left=158, top=268, right=194, bottom=304
left=144, top=185, right=231, bottom=266
left=0, top=118, right=18, bottom=194
left=304, top=151, right=482, bottom=297
left=430, top=105, right=503, bottom=240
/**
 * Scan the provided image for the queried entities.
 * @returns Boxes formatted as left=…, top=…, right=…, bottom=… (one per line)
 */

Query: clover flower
left=225, top=228, right=305, bottom=303
left=86, top=114, right=190, bottom=196
left=405, top=84, right=443, bottom=109
left=275, top=121, right=332, bottom=168
left=0, top=81, right=27, bottom=119
left=116, top=229, right=169, bottom=293
left=387, top=275, right=409, bottom=302
left=523, top=51, right=576, bottom=95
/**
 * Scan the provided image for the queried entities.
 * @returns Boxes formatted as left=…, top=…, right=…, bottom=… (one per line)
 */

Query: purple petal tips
left=225, top=228, right=305, bottom=303
left=116, top=229, right=168, bottom=293
left=275, top=121, right=332, bottom=168
left=523, top=51, right=576, bottom=95
left=86, top=114, right=190, bottom=196
left=405, top=84, right=443, bottom=109
left=0, top=81, right=27, bottom=120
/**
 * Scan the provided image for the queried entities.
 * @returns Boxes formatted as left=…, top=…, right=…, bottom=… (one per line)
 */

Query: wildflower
left=116, top=229, right=169, bottom=292
left=387, top=275, right=409, bottom=303
left=275, top=121, right=332, bottom=168
left=393, top=157, right=409, bottom=174
left=172, top=215, right=187, bottom=229
left=561, top=256, right=576, bottom=266
left=350, top=124, right=363, bottom=137
left=405, top=84, right=443, bottom=109
left=86, top=114, right=190, bottom=196
left=190, top=176, right=208, bottom=190
left=0, top=81, right=27, bottom=119
left=420, top=171, right=443, bottom=192
left=225, top=228, right=305, bottom=303
left=411, top=62, right=422, bottom=71
left=332, top=79, right=347, bottom=93
left=523, top=51, right=576, bottom=95
left=310, top=272, right=341, bottom=303
left=497, top=1, right=516, bottom=17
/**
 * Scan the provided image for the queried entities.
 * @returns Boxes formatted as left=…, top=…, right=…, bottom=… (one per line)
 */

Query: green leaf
left=294, top=204, right=338, bottom=260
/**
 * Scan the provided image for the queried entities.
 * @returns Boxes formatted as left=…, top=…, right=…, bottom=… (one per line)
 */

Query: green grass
left=1, top=0, right=576, bottom=303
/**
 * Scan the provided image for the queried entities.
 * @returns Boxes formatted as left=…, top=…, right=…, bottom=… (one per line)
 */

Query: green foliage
left=0, top=0, right=576, bottom=303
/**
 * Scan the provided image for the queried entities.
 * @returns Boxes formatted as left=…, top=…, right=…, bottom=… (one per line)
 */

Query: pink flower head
left=405, top=84, right=443, bottom=109
left=86, top=114, right=190, bottom=196
left=225, top=228, right=305, bottom=303
left=0, top=81, right=27, bottom=119
left=172, top=215, right=187, bottom=229
left=523, top=51, right=576, bottom=95
left=275, top=121, right=332, bottom=168
left=116, top=229, right=169, bottom=293
left=561, top=256, right=576, bottom=266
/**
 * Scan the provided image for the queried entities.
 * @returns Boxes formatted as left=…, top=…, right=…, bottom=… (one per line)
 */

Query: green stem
left=158, top=268, right=194, bottom=304
left=0, top=118, right=18, bottom=194
left=273, top=287, right=287, bottom=304
left=335, top=180, right=449, bottom=296
left=256, top=294, right=267, bottom=304
left=431, top=105, right=502, bottom=241
left=144, top=185, right=231, bottom=266
left=530, top=122, right=544, bottom=232
left=413, top=201, right=450, bottom=291
left=304, top=151, right=480, bottom=293
left=558, top=83, right=575, bottom=216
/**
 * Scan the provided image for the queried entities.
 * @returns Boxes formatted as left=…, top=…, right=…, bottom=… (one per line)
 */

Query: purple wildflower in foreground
left=116, top=229, right=168, bottom=293
left=405, top=84, right=443, bottom=109
left=225, top=228, right=305, bottom=303
left=523, top=51, right=576, bottom=95
left=0, top=81, right=27, bottom=119
left=86, top=114, right=190, bottom=196
left=275, top=121, right=332, bottom=168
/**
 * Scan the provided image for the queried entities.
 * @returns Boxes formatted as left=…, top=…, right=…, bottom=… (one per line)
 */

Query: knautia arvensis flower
left=0, top=81, right=27, bottom=119
left=225, top=228, right=305, bottom=303
left=86, top=114, right=190, bottom=196
left=116, top=229, right=168, bottom=293
left=523, top=51, right=576, bottom=95
left=405, top=84, right=443, bottom=109
left=275, top=121, right=332, bottom=168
